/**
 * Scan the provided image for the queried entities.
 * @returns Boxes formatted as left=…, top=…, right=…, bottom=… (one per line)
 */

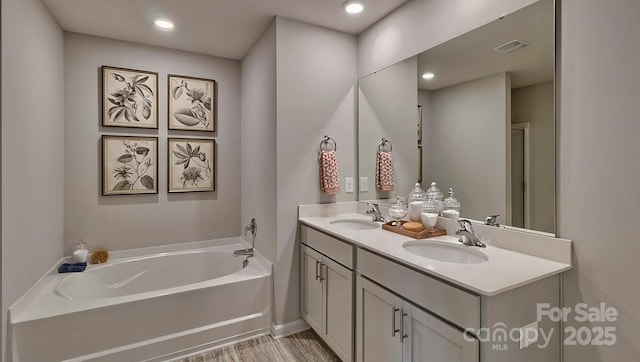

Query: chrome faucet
left=485, top=214, right=500, bottom=227
left=233, top=248, right=254, bottom=257
left=234, top=218, right=257, bottom=259
left=366, top=203, right=387, bottom=222
left=456, top=219, right=486, bottom=248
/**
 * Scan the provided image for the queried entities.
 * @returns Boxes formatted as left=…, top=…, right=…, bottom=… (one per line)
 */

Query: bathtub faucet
left=233, top=248, right=254, bottom=257
left=235, top=218, right=257, bottom=259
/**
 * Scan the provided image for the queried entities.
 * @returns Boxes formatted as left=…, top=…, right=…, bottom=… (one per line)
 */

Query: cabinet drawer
left=358, top=249, right=480, bottom=330
left=301, top=225, right=354, bottom=269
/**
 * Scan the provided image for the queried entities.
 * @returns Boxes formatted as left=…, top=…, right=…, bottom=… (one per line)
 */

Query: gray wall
left=240, top=22, right=277, bottom=263
left=425, top=73, right=510, bottom=222
left=357, top=0, right=538, bottom=77
left=559, top=0, right=640, bottom=360
left=275, top=17, right=357, bottom=325
left=64, top=33, right=241, bottom=253
left=1, top=0, right=64, bottom=359
left=512, top=81, right=555, bottom=233
left=358, top=56, right=418, bottom=201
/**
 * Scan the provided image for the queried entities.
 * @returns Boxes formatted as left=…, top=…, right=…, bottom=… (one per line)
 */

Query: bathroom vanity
left=301, top=226, right=355, bottom=361
left=299, top=203, right=571, bottom=362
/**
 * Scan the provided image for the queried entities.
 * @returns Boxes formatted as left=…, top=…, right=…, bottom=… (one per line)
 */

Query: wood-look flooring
left=175, top=329, right=341, bottom=362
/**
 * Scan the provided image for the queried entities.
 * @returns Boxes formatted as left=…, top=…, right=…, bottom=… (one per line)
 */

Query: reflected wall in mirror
left=359, top=56, right=418, bottom=202
left=358, top=0, right=555, bottom=234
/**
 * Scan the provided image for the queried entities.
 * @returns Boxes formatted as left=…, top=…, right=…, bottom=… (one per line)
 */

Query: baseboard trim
left=270, top=319, right=310, bottom=339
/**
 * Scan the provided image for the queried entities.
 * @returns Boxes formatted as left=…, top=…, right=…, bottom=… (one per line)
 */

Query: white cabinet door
left=356, top=276, right=403, bottom=362
left=301, top=245, right=323, bottom=332
left=402, top=301, right=479, bottom=362
left=323, top=257, right=354, bottom=362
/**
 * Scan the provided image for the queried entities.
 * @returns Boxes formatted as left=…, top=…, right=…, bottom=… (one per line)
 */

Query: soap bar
left=403, top=221, right=424, bottom=232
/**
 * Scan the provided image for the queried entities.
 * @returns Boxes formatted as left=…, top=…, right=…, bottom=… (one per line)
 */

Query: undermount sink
left=329, top=219, right=380, bottom=230
left=402, top=240, right=489, bottom=264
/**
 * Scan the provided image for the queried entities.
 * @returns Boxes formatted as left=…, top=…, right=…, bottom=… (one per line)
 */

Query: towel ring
left=378, top=138, right=392, bottom=152
left=320, top=135, right=337, bottom=152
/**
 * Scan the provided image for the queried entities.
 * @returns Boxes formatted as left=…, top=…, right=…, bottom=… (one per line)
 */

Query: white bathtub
left=8, top=237, right=272, bottom=362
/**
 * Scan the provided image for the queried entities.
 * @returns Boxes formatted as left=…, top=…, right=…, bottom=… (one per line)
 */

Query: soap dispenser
left=426, top=182, right=444, bottom=215
left=72, top=240, right=89, bottom=263
left=442, top=188, right=461, bottom=219
left=407, top=183, right=427, bottom=222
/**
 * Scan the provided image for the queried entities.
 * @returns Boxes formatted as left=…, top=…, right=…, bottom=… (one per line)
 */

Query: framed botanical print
left=102, top=135, right=158, bottom=195
left=168, top=75, right=215, bottom=132
left=102, top=66, right=158, bottom=129
left=168, top=138, right=215, bottom=192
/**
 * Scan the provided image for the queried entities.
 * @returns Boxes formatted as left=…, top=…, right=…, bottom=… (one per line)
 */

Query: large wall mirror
left=358, top=0, right=555, bottom=234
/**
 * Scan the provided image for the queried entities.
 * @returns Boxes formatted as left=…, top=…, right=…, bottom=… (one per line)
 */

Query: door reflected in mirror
left=357, top=0, right=555, bottom=234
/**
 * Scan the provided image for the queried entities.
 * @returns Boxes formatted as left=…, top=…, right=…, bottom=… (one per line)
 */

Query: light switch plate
left=519, top=321, right=538, bottom=349
left=345, top=177, right=354, bottom=193
left=359, top=177, right=368, bottom=192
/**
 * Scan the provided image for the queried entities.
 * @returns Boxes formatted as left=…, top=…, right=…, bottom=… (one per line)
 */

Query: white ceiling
left=417, top=0, right=553, bottom=91
left=42, top=0, right=407, bottom=60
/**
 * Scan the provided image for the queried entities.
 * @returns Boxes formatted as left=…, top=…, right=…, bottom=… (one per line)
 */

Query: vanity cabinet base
left=301, top=227, right=354, bottom=362
left=356, top=276, right=479, bottom=362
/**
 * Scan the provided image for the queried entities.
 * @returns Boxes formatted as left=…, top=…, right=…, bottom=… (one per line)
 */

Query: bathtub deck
left=175, top=329, right=340, bottom=362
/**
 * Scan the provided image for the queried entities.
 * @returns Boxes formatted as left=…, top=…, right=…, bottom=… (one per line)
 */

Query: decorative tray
left=381, top=220, right=447, bottom=239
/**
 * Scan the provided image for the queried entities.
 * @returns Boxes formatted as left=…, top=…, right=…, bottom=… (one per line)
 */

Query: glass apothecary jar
left=389, top=196, right=408, bottom=227
left=420, top=198, right=439, bottom=230
left=407, top=183, right=427, bottom=222
left=426, top=182, right=444, bottom=214
left=442, top=188, right=461, bottom=219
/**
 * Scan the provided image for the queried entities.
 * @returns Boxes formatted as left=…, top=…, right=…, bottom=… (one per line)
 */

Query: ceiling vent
left=494, top=40, right=529, bottom=53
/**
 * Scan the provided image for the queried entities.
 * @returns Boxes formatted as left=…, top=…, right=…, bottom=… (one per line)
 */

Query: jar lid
left=407, top=183, right=427, bottom=202
left=426, top=182, right=443, bottom=201
left=391, top=196, right=406, bottom=206
left=443, top=187, right=460, bottom=208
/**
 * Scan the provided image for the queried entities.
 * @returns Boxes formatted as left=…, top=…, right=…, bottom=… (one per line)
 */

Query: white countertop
left=299, top=213, right=572, bottom=296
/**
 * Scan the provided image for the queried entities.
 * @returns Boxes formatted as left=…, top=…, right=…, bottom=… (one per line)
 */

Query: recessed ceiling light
left=343, top=0, right=364, bottom=14
left=154, top=18, right=174, bottom=30
left=422, top=72, right=435, bottom=80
